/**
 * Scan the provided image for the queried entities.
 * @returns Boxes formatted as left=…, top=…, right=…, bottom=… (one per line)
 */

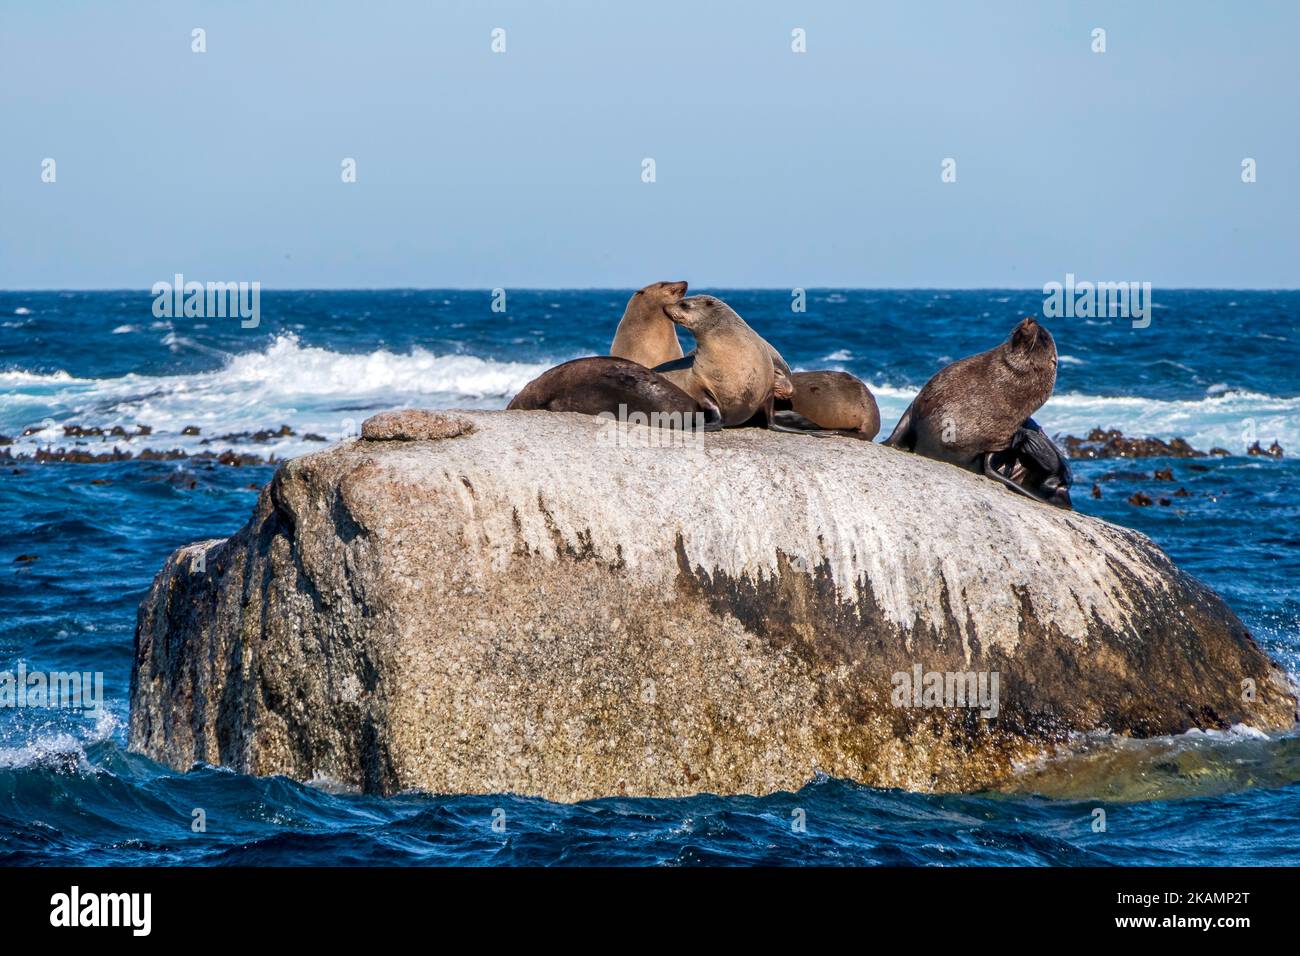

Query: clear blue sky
left=1, top=0, right=1296, bottom=289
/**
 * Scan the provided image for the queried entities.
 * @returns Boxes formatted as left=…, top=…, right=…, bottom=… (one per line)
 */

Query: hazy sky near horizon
left=1, top=0, right=1296, bottom=289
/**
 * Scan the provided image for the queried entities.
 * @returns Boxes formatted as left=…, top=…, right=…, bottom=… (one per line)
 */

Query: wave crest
left=0, top=334, right=552, bottom=456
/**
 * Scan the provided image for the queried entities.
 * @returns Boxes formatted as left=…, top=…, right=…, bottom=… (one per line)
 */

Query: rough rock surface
left=361, top=409, right=475, bottom=442
left=129, top=410, right=1296, bottom=801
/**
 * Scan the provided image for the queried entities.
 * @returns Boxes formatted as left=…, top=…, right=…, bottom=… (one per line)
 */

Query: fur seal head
left=609, top=281, right=687, bottom=369
left=662, top=293, right=735, bottom=335
left=1002, top=317, right=1057, bottom=383
left=641, top=279, right=688, bottom=305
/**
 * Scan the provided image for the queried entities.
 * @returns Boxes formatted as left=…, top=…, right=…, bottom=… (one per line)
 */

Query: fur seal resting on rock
left=507, top=356, right=720, bottom=427
left=774, top=370, right=881, bottom=439
left=985, top=417, right=1073, bottom=508
left=653, top=295, right=793, bottom=428
left=609, top=284, right=800, bottom=431
left=885, top=317, right=1069, bottom=505
left=608, top=282, right=873, bottom=439
left=609, top=280, right=687, bottom=368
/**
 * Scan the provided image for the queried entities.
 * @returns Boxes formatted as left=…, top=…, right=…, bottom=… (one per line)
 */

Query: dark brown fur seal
left=985, top=418, right=1073, bottom=509
left=885, top=317, right=1066, bottom=504
left=507, top=356, right=719, bottom=426
left=774, top=371, right=881, bottom=439
left=609, top=280, right=687, bottom=368
left=653, top=295, right=792, bottom=427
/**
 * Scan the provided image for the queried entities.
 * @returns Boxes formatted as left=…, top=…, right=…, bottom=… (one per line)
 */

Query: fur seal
left=985, top=417, right=1073, bottom=509
left=653, top=295, right=793, bottom=427
left=507, top=356, right=720, bottom=427
left=885, top=317, right=1063, bottom=502
left=609, top=280, right=687, bottom=368
left=773, top=371, right=881, bottom=439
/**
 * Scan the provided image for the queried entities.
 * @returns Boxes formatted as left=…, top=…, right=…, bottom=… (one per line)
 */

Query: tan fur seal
left=507, top=356, right=720, bottom=426
left=774, top=371, right=881, bottom=439
left=609, top=280, right=687, bottom=368
left=653, top=295, right=793, bottom=427
left=885, top=317, right=1064, bottom=502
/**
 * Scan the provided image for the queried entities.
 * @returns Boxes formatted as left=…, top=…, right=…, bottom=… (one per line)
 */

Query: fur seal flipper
left=650, top=354, right=696, bottom=375
left=768, top=412, right=876, bottom=440
left=884, top=404, right=916, bottom=451
left=507, top=356, right=720, bottom=427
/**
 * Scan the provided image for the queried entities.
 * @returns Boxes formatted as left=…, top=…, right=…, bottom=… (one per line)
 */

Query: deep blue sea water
left=1, top=289, right=1297, bottom=866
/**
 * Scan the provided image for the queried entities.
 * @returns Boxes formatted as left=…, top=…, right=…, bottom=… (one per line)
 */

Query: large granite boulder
left=128, top=409, right=1295, bottom=800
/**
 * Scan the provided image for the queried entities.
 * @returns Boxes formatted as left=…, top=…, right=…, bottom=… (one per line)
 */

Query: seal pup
left=985, top=418, right=1073, bottom=509
left=773, top=371, right=881, bottom=440
left=653, top=295, right=792, bottom=427
left=885, top=317, right=1059, bottom=497
left=507, top=356, right=720, bottom=427
left=609, top=280, right=687, bottom=368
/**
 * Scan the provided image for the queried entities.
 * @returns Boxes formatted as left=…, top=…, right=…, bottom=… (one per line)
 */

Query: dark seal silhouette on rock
left=609, top=280, right=687, bottom=369
left=885, top=317, right=1067, bottom=504
left=984, top=417, right=1073, bottom=508
left=507, top=356, right=719, bottom=427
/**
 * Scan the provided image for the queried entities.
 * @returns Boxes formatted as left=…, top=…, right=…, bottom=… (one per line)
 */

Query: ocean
left=1, top=288, right=1297, bottom=866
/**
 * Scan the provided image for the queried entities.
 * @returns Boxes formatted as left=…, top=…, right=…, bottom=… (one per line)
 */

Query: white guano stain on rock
left=370, top=410, right=1161, bottom=655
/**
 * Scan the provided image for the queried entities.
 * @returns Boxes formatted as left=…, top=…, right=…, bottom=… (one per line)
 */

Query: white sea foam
left=0, top=733, right=89, bottom=771
left=1042, top=388, right=1299, bottom=452
left=0, top=369, right=79, bottom=387
left=0, top=334, right=552, bottom=457
left=0, top=711, right=120, bottom=771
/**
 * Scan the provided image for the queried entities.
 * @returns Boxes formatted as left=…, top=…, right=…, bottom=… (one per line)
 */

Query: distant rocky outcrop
left=128, top=410, right=1295, bottom=801
left=1061, top=428, right=1210, bottom=459
left=1060, top=427, right=1284, bottom=460
left=0, top=421, right=320, bottom=466
left=1247, top=440, right=1285, bottom=459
